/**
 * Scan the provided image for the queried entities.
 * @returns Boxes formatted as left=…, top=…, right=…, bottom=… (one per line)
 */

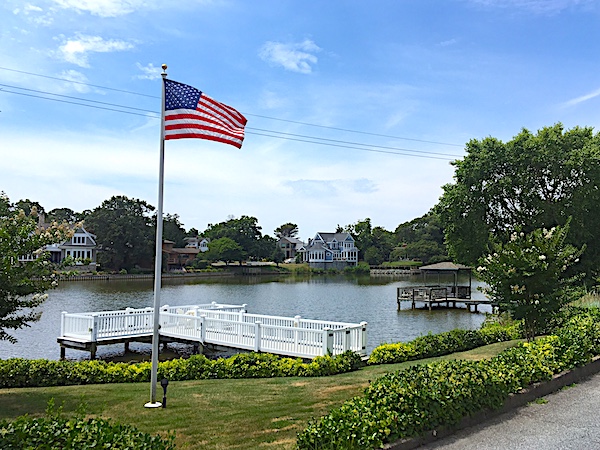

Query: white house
left=20, top=225, right=97, bottom=265
left=60, top=226, right=97, bottom=262
left=298, top=232, right=359, bottom=269
left=184, top=236, right=210, bottom=252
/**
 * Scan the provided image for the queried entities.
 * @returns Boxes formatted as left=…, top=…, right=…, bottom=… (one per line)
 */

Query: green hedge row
left=367, top=322, right=522, bottom=365
left=296, top=310, right=600, bottom=449
left=0, top=321, right=522, bottom=388
left=0, top=415, right=175, bottom=449
left=0, top=351, right=362, bottom=389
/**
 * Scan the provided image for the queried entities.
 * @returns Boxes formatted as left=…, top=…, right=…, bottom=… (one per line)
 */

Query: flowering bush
left=476, top=219, right=584, bottom=340
left=0, top=193, right=75, bottom=342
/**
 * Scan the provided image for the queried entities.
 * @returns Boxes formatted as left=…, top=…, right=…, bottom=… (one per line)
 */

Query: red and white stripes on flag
left=163, top=78, right=247, bottom=149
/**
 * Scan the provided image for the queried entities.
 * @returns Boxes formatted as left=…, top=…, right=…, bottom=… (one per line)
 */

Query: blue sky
left=1, top=0, right=599, bottom=240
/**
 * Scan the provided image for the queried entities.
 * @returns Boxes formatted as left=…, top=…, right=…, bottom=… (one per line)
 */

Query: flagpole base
left=144, top=401, right=162, bottom=408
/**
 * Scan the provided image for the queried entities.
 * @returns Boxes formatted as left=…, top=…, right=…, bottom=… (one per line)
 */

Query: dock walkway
left=58, top=302, right=368, bottom=360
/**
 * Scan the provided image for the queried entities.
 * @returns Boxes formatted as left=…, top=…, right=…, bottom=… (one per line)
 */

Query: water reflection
left=0, top=275, right=491, bottom=361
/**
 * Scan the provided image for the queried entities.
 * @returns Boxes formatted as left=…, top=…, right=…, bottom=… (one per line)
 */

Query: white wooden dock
left=58, top=302, right=368, bottom=360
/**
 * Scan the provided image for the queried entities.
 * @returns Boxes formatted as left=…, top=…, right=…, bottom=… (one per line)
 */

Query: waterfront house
left=277, top=236, right=305, bottom=260
left=57, top=226, right=97, bottom=263
left=163, top=240, right=200, bottom=270
left=183, top=236, right=210, bottom=252
left=298, top=232, right=359, bottom=269
left=19, top=224, right=97, bottom=266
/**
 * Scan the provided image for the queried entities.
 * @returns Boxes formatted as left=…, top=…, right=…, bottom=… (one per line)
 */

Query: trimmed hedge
left=296, top=310, right=600, bottom=449
left=0, top=351, right=362, bottom=389
left=367, top=323, right=522, bottom=365
left=0, top=415, right=175, bottom=449
left=0, top=321, right=522, bottom=388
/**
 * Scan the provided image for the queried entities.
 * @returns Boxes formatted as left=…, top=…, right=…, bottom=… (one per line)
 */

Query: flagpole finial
left=161, top=64, right=167, bottom=78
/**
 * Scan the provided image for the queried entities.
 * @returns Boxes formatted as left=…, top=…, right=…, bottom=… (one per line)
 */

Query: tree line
left=9, top=197, right=449, bottom=272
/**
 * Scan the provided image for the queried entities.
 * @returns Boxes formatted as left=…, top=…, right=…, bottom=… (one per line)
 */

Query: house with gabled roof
left=21, top=224, right=98, bottom=265
left=297, top=232, right=359, bottom=269
left=277, top=236, right=305, bottom=260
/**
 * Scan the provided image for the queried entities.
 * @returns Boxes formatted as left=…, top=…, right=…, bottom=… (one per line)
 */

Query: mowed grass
left=0, top=340, right=519, bottom=450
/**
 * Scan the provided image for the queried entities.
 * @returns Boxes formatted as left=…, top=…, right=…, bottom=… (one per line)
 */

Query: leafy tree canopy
left=394, top=210, right=448, bottom=264
left=0, top=193, right=73, bottom=342
left=204, top=216, right=263, bottom=259
left=162, top=213, right=187, bottom=248
left=85, top=196, right=155, bottom=271
left=46, top=207, right=80, bottom=224
left=437, top=124, right=600, bottom=278
left=205, top=237, right=245, bottom=265
left=274, top=223, right=299, bottom=238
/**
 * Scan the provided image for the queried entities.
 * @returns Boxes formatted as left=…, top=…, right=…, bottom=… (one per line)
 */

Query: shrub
left=297, top=312, right=600, bottom=449
left=0, top=351, right=362, bottom=389
left=367, top=323, right=522, bottom=365
left=0, top=400, right=175, bottom=449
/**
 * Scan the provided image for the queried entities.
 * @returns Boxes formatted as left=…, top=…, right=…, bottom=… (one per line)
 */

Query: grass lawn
left=0, top=340, right=518, bottom=449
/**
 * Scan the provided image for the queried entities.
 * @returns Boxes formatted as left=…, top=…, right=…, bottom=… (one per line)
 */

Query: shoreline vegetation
left=54, top=261, right=423, bottom=281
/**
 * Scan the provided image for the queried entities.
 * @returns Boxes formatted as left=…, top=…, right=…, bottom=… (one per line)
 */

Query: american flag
left=163, top=79, right=247, bottom=148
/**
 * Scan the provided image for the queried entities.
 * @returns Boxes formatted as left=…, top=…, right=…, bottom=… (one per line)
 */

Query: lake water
left=0, top=274, right=492, bottom=361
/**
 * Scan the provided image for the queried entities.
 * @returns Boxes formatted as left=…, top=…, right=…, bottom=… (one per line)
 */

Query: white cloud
left=439, top=38, right=458, bottom=47
left=51, top=0, right=144, bottom=18
left=24, top=4, right=44, bottom=13
left=284, top=178, right=378, bottom=197
left=57, top=34, right=134, bottom=67
left=259, top=39, right=321, bottom=74
left=135, top=62, right=163, bottom=80
left=13, top=3, right=54, bottom=26
left=58, top=69, right=90, bottom=93
left=561, top=87, right=600, bottom=108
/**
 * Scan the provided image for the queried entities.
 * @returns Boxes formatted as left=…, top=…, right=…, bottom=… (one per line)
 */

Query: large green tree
left=394, top=210, right=448, bottom=264
left=205, top=237, right=245, bottom=265
left=203, top=216, right=263, bottom=259
left=345, top=218, right=394, bottom=264
left=274, top=223, right=299, bottom=238
left=85, top=196, right=155, bottom=271
left=46, top=207, right=80, bottom=224
left=0, top=193, right=73, bottom=342
left=437, top=124, right=600, bottom=278
left=162, top=213, right=187, bottom=248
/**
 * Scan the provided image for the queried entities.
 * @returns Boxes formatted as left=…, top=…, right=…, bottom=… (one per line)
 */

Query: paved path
left=420, top=372, right=600, bottom=450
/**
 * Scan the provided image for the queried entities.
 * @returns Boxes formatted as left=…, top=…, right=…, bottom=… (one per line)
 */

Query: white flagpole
left=145, top=63, right=168, bottom=408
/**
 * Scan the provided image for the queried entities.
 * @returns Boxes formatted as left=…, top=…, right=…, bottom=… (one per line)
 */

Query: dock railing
left=60, top=304, right=367, bottom=359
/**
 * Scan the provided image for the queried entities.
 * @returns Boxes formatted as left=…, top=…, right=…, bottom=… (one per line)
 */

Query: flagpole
left=145, top=63, right=168, bottom=408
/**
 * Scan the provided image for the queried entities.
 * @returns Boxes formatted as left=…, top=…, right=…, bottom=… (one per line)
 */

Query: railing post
left=200, top=315, right=206, bottom=343
left=322, top=327, right=333, bottom=355
left=91, top=314, right=99, bottom=342
left=343, top=328, right=351, bottom=352
left=60, top=311, right=67, bottom=337
left=254, top=321, right=262, bottom=352
left=294, top=315, right=301, bottom=350
left=360, top=322, right=368, bottom=355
